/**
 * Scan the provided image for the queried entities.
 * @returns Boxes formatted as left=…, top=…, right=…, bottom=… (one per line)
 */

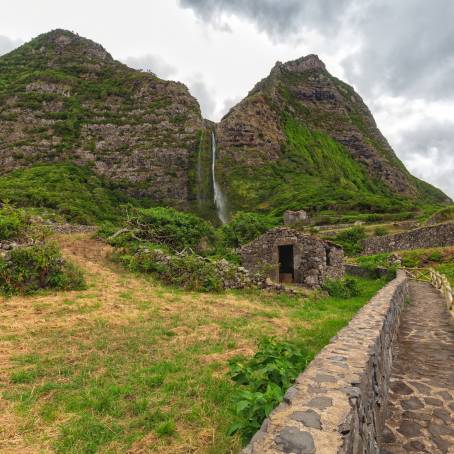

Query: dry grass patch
left=0, top=233, right=385, bottom=453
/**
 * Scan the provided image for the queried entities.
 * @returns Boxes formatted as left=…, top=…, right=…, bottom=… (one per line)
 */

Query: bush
left=322, top=277, right=361, bottom=298
left=374, top=226, right=389, bottom=236
left=0, top=242, right=85, bottom=295
left=121, top=207, right=216, bottom=253
left=334, top=226, right=366, bottom=255
left=118, top=248, right=223, bottom=292
left=0, top=206, right=27, bottom=240
left=221, top=212, right=277, bottom=249
left=228, top=338, right=307, bottom=440
left=426, top=206, right=454, bottom=225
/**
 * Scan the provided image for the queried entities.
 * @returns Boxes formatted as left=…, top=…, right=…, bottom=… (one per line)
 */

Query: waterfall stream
left=211, top=131, right=228, bottom=224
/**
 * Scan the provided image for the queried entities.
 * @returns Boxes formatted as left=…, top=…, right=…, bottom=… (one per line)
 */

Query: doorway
left=278, top=245, right=294, bottom=283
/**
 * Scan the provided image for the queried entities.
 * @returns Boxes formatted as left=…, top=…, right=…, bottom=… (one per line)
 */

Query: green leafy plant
left=334, top=226, right=366, bottom=255
left=136, top=251, right=221, bottom=292
left=120, top=206, right=216, bottom=253
left=322, top=277, right=361, bottom=299
left=373, top=226, right=389, bottom=236
left=228, top=338, right=307, bottom=440
left=0, top=242, right=85, bottom=295
left=0, top=204, right=29, bottom=240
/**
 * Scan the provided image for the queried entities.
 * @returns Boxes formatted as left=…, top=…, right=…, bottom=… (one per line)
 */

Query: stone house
left=283, top=210, right=309, bottom=225
left=240, top=227, right=344, bottom=288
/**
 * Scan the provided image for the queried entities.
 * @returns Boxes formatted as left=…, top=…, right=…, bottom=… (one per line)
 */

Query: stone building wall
left=242, top=270, right=409, bottom=454
left=283, top=210, right=309, bottom=225
left=240, top=227, right=344, bottom=288
left=363, top=222, right=454, bottom=254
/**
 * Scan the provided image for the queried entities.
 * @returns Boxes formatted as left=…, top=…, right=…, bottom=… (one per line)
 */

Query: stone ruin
left=283, top=210, right=309, bottom=226
left=240, top=227, right=344, bottom=288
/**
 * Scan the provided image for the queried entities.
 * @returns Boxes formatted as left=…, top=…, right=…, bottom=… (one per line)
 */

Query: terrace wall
left=363, top=222, right=454, bottom=255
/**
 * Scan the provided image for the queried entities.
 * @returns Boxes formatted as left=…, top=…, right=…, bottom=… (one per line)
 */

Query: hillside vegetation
left=216, top=55, right=450, bottom=220
left=0, top=31, right=450, bottom=223
left=0, top=164, right=145, bottom=225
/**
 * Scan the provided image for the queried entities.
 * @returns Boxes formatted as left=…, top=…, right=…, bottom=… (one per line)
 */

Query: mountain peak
left=273, top=54, right=326, bottom=75
left=30, top=29, right=113, bottom=62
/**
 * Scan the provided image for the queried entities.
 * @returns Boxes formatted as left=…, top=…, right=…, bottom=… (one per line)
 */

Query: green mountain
left=214, top=55, right=450, bottom=218
left=0, top=29, right=202, bottom=209
left=0, top=32, right=450, bottom=224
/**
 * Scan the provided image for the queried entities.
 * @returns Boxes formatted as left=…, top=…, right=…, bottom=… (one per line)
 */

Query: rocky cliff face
left=0, top=30, right=203, bottom=207
left=216, top=54, right=450, bottom=216
left=0, top=33, right=449, bottom=218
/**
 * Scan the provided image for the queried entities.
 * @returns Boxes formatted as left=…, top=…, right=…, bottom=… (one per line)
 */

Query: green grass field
left=0, top=234, right=386, bottom=453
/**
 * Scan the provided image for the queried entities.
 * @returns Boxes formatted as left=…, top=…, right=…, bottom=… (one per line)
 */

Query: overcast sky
left=1, top=0, right=453, bottom=198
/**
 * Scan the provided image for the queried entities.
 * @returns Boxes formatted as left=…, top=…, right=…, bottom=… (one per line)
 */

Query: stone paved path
left=380, top=281, right=454, bottom=453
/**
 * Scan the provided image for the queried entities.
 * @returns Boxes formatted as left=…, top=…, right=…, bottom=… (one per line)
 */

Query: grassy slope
left=221, top=115, right=442, bottom=218
left=0, top=163, right=147, bottom=224
left=354, top=246, right=454, bottom=286
left=0, top=233, right=385, bottom=453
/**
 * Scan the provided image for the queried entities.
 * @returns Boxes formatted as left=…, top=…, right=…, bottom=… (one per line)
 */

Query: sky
left=1, top=0, right=453, bottom=199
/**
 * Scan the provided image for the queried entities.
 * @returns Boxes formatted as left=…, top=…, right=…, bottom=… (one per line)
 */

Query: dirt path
left=380, top=281, right=454, bottom=453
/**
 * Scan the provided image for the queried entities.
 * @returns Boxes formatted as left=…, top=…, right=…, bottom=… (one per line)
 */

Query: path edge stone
left=241, top=270, right=409, bottom=454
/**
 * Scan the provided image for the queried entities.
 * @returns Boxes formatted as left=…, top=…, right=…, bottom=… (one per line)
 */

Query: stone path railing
left=241, top=271, right=409, bottom=454
left=429, top=268, right=453, bottom=317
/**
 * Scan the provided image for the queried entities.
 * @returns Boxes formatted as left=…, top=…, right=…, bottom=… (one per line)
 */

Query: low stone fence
left=429, top=268, right=453, bottom=318
left=345, top=264, right=392, bottom=280
left=363, top=222, right=454, bottom=254
left=242, top=270, right=409, bottom=454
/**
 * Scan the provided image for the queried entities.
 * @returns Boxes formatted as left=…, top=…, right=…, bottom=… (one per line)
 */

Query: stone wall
left=242, top=270, right=409, bottom=454
left=284, top=210, right=309, bottom=226
left=345, top=264, right=393, bottom=280
left=363, top=222, right=454, bottom=254
left=240, top=227, right=344, bottom=288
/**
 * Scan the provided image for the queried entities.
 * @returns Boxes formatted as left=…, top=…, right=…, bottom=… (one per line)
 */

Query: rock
left=290, top=410, right=322, bottom=429
left=397, top=420, right=422, bottom=437
left=0, top=29, right=203, bottom=207
left=275, top=427, right=315, bottom=454
left=307, top=396, right=333, bottom=410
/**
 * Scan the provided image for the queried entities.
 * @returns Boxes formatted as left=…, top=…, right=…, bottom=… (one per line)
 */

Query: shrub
left=118, top=248, right=223, bottom=292
left=0, top=205, right=29, bottom=240
left=228, top=338, right=307, bottom=440
left=122, top=207, right=216, bottom=253
left=221, top=212, right=277, bottom=248
left=426, top=206, right=454, bottom=225
left=0, top=242, right=85, bottom=295
left=334, top=226, right=366, bottom=255
left=322, top=277, right=361, bottom=298
left=374, top=226, right=389, bottom=236
left=355, top=253, right=390, bottom=271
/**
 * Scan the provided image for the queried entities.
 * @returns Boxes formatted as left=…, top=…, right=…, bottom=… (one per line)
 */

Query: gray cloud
left=393, top=119, right=454, bottom=198
left=0, top=35, right=23, bottom=56
left=179, top=0, right=454, bottom=100
left=123, top=54, right=178, bottom=79
left=178, top=0, right=454, bottom=197
left=342, top=0, right=454, bottom=101
left=178, top=0, right=351, bottom=37
left=187, top=77, right=217, bottom=119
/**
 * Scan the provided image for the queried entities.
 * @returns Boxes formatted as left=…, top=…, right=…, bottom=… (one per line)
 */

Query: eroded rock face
left=216, top=54, right=450, bottom=206
left=0, top=29, right=203, bottom=207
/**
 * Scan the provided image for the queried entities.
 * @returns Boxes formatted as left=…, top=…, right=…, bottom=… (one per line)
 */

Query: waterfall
left=211, top=131, right=228, bottom=224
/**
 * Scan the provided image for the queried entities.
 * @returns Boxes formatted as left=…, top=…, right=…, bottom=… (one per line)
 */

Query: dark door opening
left=278, top=245, right=294, bottom=283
